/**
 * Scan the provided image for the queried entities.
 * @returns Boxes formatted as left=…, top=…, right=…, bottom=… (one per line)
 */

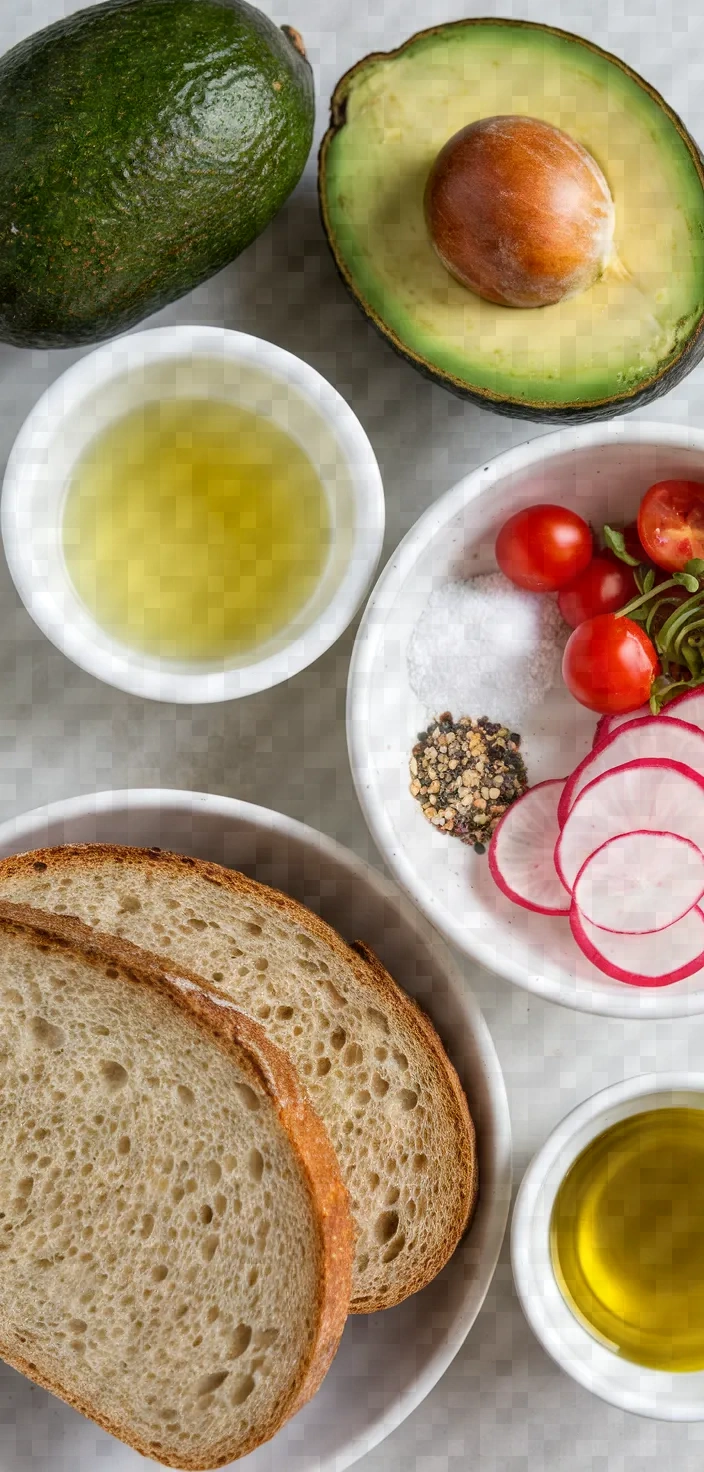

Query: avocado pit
left=424, top=115, right=615, bottom=309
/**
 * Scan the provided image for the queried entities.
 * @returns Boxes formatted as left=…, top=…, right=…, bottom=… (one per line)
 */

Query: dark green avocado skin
left=0, top=0, right=314, bottom=347
left=389, top=322, right=704, bottom=426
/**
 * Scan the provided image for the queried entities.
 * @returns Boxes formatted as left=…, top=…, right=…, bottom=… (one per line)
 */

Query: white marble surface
left=2, top=0, right=704, bottom=1467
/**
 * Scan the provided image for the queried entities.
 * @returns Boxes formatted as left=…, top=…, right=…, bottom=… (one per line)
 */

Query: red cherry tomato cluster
left=494, top=481, right=704, bottom=716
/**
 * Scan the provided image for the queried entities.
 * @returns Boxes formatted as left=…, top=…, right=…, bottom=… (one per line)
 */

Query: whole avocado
left=0, top=0, right=314, bottom=347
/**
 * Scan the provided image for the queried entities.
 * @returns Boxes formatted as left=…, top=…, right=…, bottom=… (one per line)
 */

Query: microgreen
left=603, top=525, right=641, bottom=566
left=606, top=523, right=704, bottom=710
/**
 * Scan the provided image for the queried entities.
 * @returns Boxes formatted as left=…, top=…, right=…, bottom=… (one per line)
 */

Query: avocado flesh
left=0, top=0, right=314, bottom=348
left=322, top=23, right=704, bottom=408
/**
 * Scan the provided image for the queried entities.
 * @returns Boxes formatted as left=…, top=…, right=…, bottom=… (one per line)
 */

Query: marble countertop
left=2, top=0, right=704, bottom=1466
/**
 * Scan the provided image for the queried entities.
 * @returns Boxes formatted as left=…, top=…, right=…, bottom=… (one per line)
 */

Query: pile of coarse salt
left=407, top=570, right=570, bottom=731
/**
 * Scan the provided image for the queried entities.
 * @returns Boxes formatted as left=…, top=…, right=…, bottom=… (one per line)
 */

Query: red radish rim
left=663, top=688, right=704, bottom=720
left=592, top=714, right=612, bottom=749
left=592, top=713, right=704, bottom=753
left=592, top=705, right=649, bottom=747
left=592, top=688, right=704, bottom=750
left=554, top=757, right=704, bottom=893
left=557, top=715, right=704, bottom=828
left=570, top=902, right=704, bottom=987
left=488, top=778, right=570, bottom=917
left=572, top=830, right=704, bottom=935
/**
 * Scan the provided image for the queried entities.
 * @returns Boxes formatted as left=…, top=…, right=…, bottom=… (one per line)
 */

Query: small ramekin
left=512, top=1072, right=704, bottom=1420
left=1, top=325, right=385, bottom=703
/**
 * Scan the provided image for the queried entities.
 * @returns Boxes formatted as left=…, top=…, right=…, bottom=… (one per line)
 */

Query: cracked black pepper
left=409, top=713, right=528, bottom=853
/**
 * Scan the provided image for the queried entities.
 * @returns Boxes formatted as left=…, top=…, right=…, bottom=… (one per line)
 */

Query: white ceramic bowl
left=347, top=420, right=704, bottom=1019
left=512, top=1072, right=704, bottom=1421
left=0, top=788, right=511, bottom=1472
left=1, top=325, right=384, bottom=703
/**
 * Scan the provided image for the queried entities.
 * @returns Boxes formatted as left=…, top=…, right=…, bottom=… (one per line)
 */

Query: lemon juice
left=62, top=396, right=330, bottom=660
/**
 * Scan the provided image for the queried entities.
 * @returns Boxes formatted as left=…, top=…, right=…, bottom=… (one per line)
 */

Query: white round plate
left=0, top=789, right=511, bottom=1472
left=347, top=420, right=704, bottom=1019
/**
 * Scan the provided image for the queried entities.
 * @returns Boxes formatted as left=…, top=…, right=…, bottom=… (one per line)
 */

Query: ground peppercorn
left=409, top=713, right=528, bottom=849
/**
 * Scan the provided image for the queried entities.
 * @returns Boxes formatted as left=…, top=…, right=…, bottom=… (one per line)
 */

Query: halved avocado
left=319, top=19, right=704, bottom=422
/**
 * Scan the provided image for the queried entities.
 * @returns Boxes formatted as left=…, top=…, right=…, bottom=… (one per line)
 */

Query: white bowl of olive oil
left=512, top=1073, right=704, bottom=1420
left=1, top=325, right=384, bottom=702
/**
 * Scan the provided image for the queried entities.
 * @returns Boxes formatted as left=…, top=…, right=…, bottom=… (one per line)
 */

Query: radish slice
left=488, top=780, right=570, bottom=915
left=572, top=831, right=704, bottom=934
left=663, top=689, right=704, bottom=732
left=556, top=758, right=704, bottom=893
left=592, top=707, right=648, bottom=747
left=558, top=716, right=704, bottom=826
left=595, top=689, right=704, bottom=748
left=570, top=903, right=704, bottom=986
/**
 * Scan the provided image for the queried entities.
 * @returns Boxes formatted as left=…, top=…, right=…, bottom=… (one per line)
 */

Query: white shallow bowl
left=512, top=1072, right=704, bottom=1421
left=1, top=325, right=385, bottom=703
left=0, top=788, right=511, bottom=1472
left=347, top=420, right=704, bottom=1019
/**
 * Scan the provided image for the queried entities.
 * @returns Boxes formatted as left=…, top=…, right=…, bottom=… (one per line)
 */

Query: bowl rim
left=1, top=324, right=385, bottom=705
left=511, top=1070, right=704, bottom=1420
left=0, top=786, right=512, bottom=1471
left=346, top=417, right=704, bottom=1019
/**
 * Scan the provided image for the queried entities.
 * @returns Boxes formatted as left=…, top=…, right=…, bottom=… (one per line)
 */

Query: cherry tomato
left=557, top=556, right=636, bottom=628
left=562, top=614, right=659, bottom=714
left=637, top=480, right=704, bottom=572
left=495, top=504, right=593, bottom=592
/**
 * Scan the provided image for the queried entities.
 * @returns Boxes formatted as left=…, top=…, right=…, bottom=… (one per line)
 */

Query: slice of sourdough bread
left=0, top=846, right=478, bottom=1313
left=0, top=901, right=352, bottom=1470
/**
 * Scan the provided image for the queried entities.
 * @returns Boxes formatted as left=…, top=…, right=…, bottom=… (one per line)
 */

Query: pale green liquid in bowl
left=62, top=397, right=331, bottom=661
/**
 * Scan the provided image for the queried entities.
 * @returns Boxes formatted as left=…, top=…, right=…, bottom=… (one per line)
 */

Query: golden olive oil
left=62, top=397, right=330, bottom=661
left=550, top=1107, right=704, bottom=1371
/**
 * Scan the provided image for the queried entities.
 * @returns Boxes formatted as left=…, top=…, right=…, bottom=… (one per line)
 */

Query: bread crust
left=349, top=940, right=478, bottom=1309
left=0, top=900, right=353, bottom=1470
left=0, top=845, right=478, bottom=1312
